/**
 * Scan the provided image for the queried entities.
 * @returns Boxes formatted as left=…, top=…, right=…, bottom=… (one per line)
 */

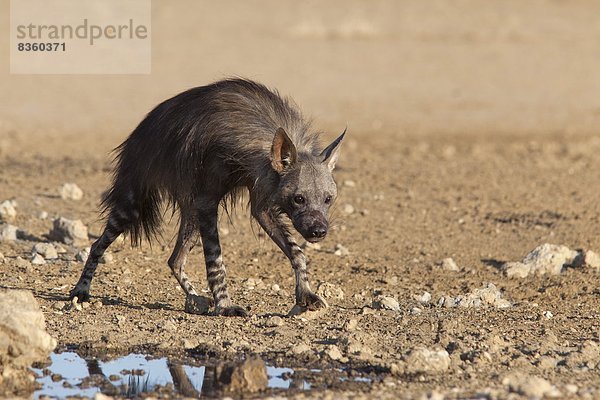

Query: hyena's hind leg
left=197, top=203, right=247, bottom=317
left=168, top=207, right=201, bottom=296
left=69, top=210, right=128, bottom=302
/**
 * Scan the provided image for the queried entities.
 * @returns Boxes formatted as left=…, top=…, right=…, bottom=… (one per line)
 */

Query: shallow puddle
left=33, top=352, right=316, bottom=399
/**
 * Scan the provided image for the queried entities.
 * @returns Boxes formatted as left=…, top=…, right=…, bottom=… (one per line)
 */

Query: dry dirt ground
left=1, top=1, right=600, bottom=399
left=1, top=131, right=599, bottom=399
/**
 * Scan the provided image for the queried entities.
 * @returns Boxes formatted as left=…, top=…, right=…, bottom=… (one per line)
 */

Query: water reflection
left=33, top=352, right=311, bottom=399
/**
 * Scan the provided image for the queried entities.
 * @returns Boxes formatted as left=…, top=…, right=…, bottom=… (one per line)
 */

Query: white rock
left=374, top=295, right=400, bottom=311
left=0, top=200, right=17, bottom=221
left=49, top=217, right=88, bottom=245
left=334, top=243, right=349, bottom=257
left=291, top=343, right=311, bottom=354
left=584, top=250, right=600, bottom=269
left=99, top=252, right=114, bottom=264
left=32, top=243, right=58, bottom=259
left=503, top=374, right=561, bottom=398
left=543, top=311, right=553, bottom=319
left=343, top=204, right=355, bottom=214
left=76, top=248, right=90, bottom=262
left=343, top=180, right=356, bottom=188
left=325, top=345, right=344, bottom=361
left=414, top=291, right=431, bottom=304
left=0, top=224, right=18, bottom=241
left=438, top=283, right=511, bottom=309
left=302, top=241, right=322, bottom=250
left=440, top=258, right=460, bottom=271
left=405, top=348, right=451, bottom=373
left=59, top=183, right=83, bottom=201
left=503, top=244, right=580, bottom=278
left=0, top=289, right=57, bottom=368
left=31, top=253, right=46, bottom=265
left=38, top=211, right=48, bottom=220
left=317, top=282, right=344, bottom=300
left=344, top=319, right=358, bottom=332
left=564, top=384, right=578, bottom=394
left=264, top=316, right=283, bottom=327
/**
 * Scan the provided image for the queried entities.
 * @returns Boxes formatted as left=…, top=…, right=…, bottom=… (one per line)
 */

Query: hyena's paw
left=215, top=305, right=249, bottom=317
left=69, top=285, right=91, bottom=303
left=184, top=294, right=213, bottom=315
left=297, top=291, right=328, bottom=311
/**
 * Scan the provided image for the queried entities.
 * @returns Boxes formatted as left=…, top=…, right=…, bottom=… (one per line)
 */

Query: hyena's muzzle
left=293, top=210, right=329, bottom=242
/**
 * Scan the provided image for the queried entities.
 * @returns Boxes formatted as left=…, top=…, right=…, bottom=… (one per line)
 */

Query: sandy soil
left=1, top=1, right=600, bottom=399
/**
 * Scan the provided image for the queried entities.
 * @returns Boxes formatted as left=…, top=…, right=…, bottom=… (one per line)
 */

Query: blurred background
left=2, top=0, right=600, bottom=157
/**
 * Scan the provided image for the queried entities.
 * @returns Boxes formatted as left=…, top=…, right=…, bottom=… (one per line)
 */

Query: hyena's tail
left=100, top=182, right=162, bottom=246
left=100, top=141, right=164, bottom=247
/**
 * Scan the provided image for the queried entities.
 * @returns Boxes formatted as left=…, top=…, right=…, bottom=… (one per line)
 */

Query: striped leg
left=70, top=212, right=124, bottom=302
left=252, top=209, right=327, bottom=310
left=168, top=208, right=200, bottom=296
left=197, top=205, right=247, bottom=317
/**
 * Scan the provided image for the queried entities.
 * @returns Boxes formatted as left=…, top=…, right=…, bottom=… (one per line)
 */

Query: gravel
left=437, top=283, right=511, bottom=309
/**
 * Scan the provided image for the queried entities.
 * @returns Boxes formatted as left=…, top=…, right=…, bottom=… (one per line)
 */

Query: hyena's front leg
left=197, top=205, right=248, bottom=317
left=253, top=210, right=327, bottom=310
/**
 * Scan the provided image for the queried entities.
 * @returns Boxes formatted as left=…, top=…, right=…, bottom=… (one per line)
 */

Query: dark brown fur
left=70, top=78, right=345, bottom=316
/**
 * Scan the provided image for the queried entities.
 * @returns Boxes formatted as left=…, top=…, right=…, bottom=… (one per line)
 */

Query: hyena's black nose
left=310, top=227, right=327, bottom=239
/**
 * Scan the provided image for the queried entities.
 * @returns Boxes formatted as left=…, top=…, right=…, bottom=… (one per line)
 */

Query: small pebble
left=38, top=211, right=49, bottom=220
left=99, top=252, right=114, bottom=264
left=291, top=343, right=311, bottom=354
left=440, top=258, right=460, bottom=271
left=0, top=200, right=17, bottom=221
left=32, top=243, right=58, bottom=259
left=49, top=217, right=88, bottom=245
left=334, top=244, right=349, bottom=257
left=344, top=318, right=358, bottom=331
left=31, top=253, right=46, bottom=265
left=76, top=248, right=90, bottom=262
left=343, top=204, right=355, bottom=214
left=325, top=345, right=344, bottom=361
left=374, top=295, right=400, bottom=311
left=264, top=316, right=283, bottom=327
left=414, top=291, right=431, bottom=304
left=343, top=180, right=356, bottom=187
left=0, top=224, right=18, bottom=242
left=59, top=183, right=84, bottom=200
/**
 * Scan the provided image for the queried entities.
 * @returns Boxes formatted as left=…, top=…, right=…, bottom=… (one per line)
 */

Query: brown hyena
left=70, top=78, right=345, bottom=316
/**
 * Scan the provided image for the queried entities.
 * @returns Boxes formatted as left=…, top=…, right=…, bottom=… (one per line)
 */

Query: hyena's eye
left=294, top=195, right=305, bottom=204
left=324, top=195, right=332, bottom=204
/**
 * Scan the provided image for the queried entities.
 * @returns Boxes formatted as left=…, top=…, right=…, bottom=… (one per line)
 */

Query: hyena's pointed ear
left=271, top=128, right=298, bottom=173
left=320, top=128, right=346, bottom=172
